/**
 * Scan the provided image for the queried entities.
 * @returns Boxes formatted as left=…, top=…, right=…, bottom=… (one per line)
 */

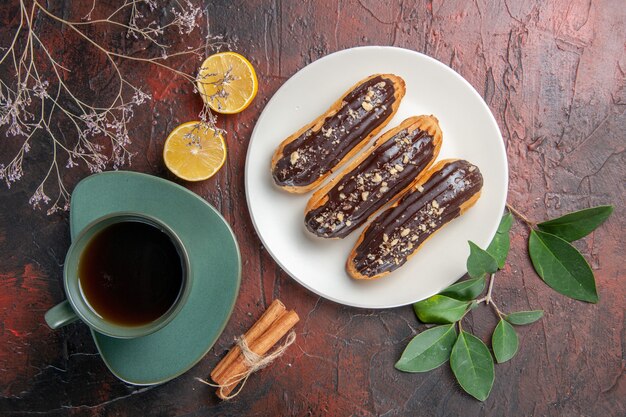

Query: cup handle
left=45, top=300, right=79, bottom=329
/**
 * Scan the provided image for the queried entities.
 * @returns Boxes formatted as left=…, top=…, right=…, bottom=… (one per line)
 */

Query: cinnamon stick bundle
left=210, top=299, right=299, bottom=399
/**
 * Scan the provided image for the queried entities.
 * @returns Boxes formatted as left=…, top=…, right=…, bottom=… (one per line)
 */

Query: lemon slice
left=196, top=52, right=258, bottom=114
left=163, top=121, right=226, bottom=181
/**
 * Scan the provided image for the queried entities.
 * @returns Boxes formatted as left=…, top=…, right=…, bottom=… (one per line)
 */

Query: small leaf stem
left=473, top=274, right=505, bottom=318
left=486, top=273, right=495, bottom=305
left=506, top=203, right=536, bottom=228
left=475, top=273, right=495, bottom=305
left=488, top=300, right=505, bottom=319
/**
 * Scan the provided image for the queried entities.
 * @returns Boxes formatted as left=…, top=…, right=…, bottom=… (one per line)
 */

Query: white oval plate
left=245, top=46, right=508, bottom=308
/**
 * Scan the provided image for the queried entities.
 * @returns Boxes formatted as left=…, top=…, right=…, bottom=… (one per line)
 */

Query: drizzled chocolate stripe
left=348, top=159, right=483, bottom=279
left=272, top=75, right=400, bottom=188
left=305, top=116, right=441, bottom=238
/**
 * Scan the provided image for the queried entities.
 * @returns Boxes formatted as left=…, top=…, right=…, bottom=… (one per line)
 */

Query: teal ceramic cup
left=44, top=212, right=192, bottom=339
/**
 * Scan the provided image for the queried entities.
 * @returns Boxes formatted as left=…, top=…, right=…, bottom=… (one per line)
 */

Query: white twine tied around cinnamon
left=196, top=330, right=297, bottom=400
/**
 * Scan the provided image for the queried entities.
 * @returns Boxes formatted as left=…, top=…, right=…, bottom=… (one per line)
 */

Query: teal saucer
left=70, top=171, right=241, bottom=385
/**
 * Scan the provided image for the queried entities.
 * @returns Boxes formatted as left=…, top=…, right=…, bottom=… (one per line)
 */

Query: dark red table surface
left=1, top=1, right=624, bottom=416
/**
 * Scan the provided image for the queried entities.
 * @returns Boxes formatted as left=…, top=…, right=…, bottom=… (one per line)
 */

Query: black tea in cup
left=78, top=221, right=184, bottom=326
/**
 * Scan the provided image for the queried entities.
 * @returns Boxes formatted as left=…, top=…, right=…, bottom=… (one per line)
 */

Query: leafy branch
left=396, top=205, right=613, bottom=401
left=0, top=0, right=230, bottom=214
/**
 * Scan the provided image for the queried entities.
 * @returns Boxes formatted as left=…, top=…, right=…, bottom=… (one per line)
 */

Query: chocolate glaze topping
left=305, top=126, right=437, bottom=238
left=273, top=76, right=396, bottom=187
left=352, top=160, right=483, bottom=278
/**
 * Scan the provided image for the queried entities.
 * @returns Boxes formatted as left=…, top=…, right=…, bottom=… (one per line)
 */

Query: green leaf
left=528, top=230, right=598, bottom=303
left=505, top=310, right=544, bottom=325
left=440, top=277, right=486, bottom=301
left=395, top=324, right=457, bottom=372
left=538, top=205, right=613, bottom=242
left=414, top=295, right=470, bottom=324
left=450, top=331, right=495, bottom=401
left=486, top=212, right=513, bottom=268
left=492, top=319, right=519, bottom=363
left=467, top=241, right=498, bottom=278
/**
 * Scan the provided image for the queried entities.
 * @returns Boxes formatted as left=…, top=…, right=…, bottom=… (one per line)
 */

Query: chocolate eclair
left=347, top=159, right=483, bottom=280
left=271, top=74, right=405, bottom=193
left=304, top=116, right=442, bottom=238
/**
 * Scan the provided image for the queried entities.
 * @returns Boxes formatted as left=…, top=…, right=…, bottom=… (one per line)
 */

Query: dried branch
left=0, top=0, right=230, bottom=214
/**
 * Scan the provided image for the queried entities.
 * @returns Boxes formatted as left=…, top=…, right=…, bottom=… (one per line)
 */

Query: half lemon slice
left=196, top=52, right=258, bottom=114
left=163, top=121, right=226, bottom=181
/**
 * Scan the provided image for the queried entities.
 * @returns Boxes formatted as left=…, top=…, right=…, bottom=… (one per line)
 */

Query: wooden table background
left=1, top=1, right=624, bottom=416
